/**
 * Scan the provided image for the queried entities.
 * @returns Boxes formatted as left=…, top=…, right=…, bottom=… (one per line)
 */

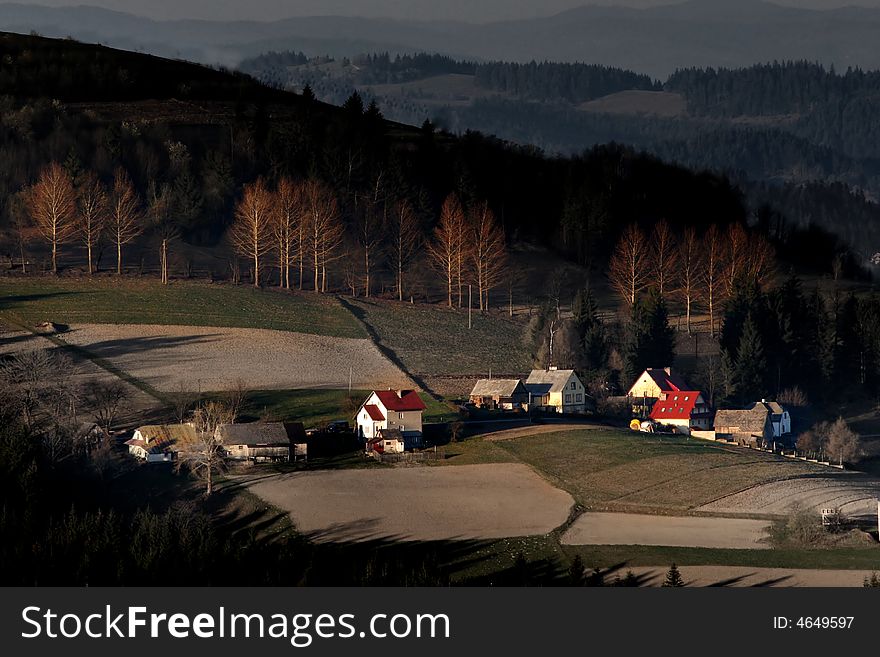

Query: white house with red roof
left=627, top=367, right=690, bottom=400
left=356, top=389, right=427, bottom=447
left=649, top=391, right=713, bottom=434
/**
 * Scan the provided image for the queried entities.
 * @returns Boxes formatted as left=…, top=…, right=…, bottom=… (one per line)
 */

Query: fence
left=370, top=449, right=446, bottom=465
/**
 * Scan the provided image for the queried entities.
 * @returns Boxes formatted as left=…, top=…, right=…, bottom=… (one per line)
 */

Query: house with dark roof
left=356, top=389, right=427, bottom=449
left=525, top=368, right=589, bottom=413
left=749, top=400, right=791, bottom=438
left=714, top=408, right=773, bottom=446
left=217, top=422, right=292, bottom=463
left=649, top=391, right=712, bottom=435
left=469, top=379, right=529, bottom=410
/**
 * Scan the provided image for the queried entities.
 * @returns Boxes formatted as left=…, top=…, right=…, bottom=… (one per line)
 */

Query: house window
left=570, top=382, right=576, bottom=390
left=576, top=394, right=582, bottom=402
left=684, top=396, right=689, bottom=401
left=399, top=413, right=404, bottom=419
left=565, top=394, right=572, bottom=403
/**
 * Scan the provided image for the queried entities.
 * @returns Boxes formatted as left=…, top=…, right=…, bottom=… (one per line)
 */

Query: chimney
left=664, top=367, right=672, bottom=375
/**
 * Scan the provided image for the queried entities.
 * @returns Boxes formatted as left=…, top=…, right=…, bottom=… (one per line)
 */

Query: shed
left=126, top=424, right=199, bottom=463
left=469, top=379, right=529, bottom=410
left=714, top=408, right=773, bottom=446
left=217, top=423, right=291, bottom=463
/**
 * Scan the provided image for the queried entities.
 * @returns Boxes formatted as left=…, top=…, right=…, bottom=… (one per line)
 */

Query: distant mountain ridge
left=3, top=1, right=880, bottom=76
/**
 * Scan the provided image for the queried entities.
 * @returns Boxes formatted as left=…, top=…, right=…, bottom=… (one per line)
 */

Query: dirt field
left=245, top=463, right=574, bottom=542
left=562, top=512, right=771, bottom=550
left=623, top=565, right=876, bottom=587
left=58, top=323, right=413, bottom=392
left=699, top=474, right=880, bottom=519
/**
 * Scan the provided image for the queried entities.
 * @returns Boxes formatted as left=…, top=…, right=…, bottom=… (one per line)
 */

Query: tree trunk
left=51, top=239, right=57, bottom=274
left=87, top=242, right=94, bottom=276
left=253, top=253, right=260, bottom=288
left=116, top=238, right=122, bottom=275
left=398, top=261, right=404, bottom=302
left=206, top=467, right=213, bottom=496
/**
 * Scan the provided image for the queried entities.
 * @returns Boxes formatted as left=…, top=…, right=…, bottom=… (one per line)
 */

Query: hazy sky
left=10, top=0, right=880, bottom=22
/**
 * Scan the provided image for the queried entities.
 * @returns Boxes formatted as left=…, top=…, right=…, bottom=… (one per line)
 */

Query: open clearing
left=246, top=463, right=574, bottom=542
left=59, top=323, right=412, bottom=392
left=562, top=512, right=771, bottom=550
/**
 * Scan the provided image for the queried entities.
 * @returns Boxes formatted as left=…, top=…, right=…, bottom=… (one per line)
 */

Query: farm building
left=366, top=428, right=406, bottom=455
left=356, top=389, right=427, bottom=449
left=627, top=367, right=691, bottom=417
left=649, top=391, right=713, bottom=435
left=525, top=368, right=589, bottom=414
left=750, top=400, right=791, bottom=438
left=714, top=408, right=773, bottom=446
left=126, top=424, right=199, bottom=463
left=469, top=379, right=529, bottom=410
left=217, top=423, right=291, bottom=463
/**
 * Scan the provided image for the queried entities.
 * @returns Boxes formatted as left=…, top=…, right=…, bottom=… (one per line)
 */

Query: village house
left=525, top=368, right=589, bottom=414
left=356, top=389, right=427, bottom=449
left=627, top=367, right=691, bottom=417
left=126, top=424, right=199, bottom=463
left=217, top=422, right=292, bottom=463
left=750, top=400, right=791, bottom=438
left=649, top=391, right=713, bottom=435
left=469, top=379, right=530, bottom=410
left=714, top=408, right=773, bottom=447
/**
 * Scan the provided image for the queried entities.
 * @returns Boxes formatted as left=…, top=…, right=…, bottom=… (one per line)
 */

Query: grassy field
left=346, top=297, right=532, bottom=378
left=443, top=428, right=821, bottom=512
left=0, top=277, right=366, bottom=338
left=228, top=388, right=459, bottom=426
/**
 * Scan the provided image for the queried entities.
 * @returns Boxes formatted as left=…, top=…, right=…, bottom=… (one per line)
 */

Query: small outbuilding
left=749, top=400, right=791, bottom=438
left=217, top=422, right=291, bottom=463
left=714, top=408, right=773, bottom=446
left=469, top=379, right=529, bottom=410
left=126, top=424, right=199, bottom=463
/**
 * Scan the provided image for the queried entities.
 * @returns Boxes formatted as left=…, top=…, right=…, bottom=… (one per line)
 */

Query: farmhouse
left=356, top=389, right=427, bottom=449
left=525, top=368, right=589, bottom=414
left=126, top=424, right=199, bottom=463
left=469, top=379, right=529, bottom=410
left=627, top=367, right=691, bottom=416
left=714, top=408, right=773, bottom=446
left=750, top=400, right=791, bottom=438
left=649, top=391, right=713, bottom=435
left=217, top=422, right=291, bottom=463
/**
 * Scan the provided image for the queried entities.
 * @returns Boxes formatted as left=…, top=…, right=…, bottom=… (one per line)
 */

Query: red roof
left=646, top=368, right=689, bottom=393
left=363, top=404, right=385, bottom=421
left=650, top=391, right=705, bottom=421
left=373, top=390, right=427, bottom=412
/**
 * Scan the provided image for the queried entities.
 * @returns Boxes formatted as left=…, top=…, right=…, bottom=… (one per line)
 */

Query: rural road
left=562, top=512, right=771, bottom=550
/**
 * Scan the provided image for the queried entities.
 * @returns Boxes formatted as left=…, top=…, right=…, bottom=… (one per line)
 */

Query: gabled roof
left=127, top=424, right=199, bottom=454
left=650, top=391, right=705, bottom=421
left=643, top=367, right=689, bottom=393
left=750, top=401, right=785, bottom=417
left=363, top=404, right=386, bottom=421
left=470, top=379, right=527, bottom=398
left=217, top=423, right=290, bottom=446
left=714, top=408, right=771, bottom=434
left=525, top=369, right=579, bottom=394
left=373, top=390, right=426, bottom=412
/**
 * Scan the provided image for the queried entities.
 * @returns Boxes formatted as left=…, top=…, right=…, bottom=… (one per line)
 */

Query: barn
left=469, top=379, right=529, bottom=410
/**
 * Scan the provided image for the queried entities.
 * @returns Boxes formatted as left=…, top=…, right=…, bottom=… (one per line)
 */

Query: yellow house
left=525, top=368, right=588, bottom=413
left=627, top=367, right=689, bottom=400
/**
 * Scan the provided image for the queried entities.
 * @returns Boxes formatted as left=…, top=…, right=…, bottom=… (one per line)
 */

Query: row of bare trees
left=23, top=162, right=158, bottom=278
left=609, top=220, right=775, bottom=335
left=426, top=194, right=508, bottom=309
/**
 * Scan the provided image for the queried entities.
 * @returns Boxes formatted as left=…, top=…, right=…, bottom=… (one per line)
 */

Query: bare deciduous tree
left=608, top=223, right=650, bottom=306
left=702, top=224, right=726, bottom=338
left=826, top=417, right=861, bottom=467
left=108, top=168, right=143, bottom=275
left=147, top=181, right=179, bottom=285
left=678, top=226, right=702, bottom=334
left=747, top=231, right=776, bottom=288
left=302, top=179, right=344, bottom=293
left=76, top=171, right=108, bottom=276
left=178, top=400, right=233, bottom=496
left=388, top=199, right=422, bottom=302
left=357, top=173, right=387, bottom=298
left=726, top=223, right=749, bottom=294
left=82, top=379, right=130, bottom=437
left=225, top=378, right=249, bottom=424
left=272, top=177, right=301, bottom=290
left=427, top=194, right=466, bottom=307
left=25, top=162, right=76, bottom=274
left=652, top=219, right=678, bottom=298
left=469, top=200, right=507, bottom=311
left=230, top=178, right=273, bottom=287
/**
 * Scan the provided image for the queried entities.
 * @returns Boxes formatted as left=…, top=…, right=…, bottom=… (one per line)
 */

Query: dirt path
left=562, top=512, right=771, bottom=550
left=483, top=422, right=606, bottom=442
left=245, top=463, right=574, bottom=543
left=625, top=565, right=877, bottom=587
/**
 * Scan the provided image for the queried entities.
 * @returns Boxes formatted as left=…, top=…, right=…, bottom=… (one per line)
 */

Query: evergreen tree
left=663, top=563, right=685, bottom=587
left=734, top=313, right=768, bottom=402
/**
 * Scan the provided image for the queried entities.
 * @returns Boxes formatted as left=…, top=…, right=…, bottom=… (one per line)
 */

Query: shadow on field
left=65, top=332, right=223, bottom=359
